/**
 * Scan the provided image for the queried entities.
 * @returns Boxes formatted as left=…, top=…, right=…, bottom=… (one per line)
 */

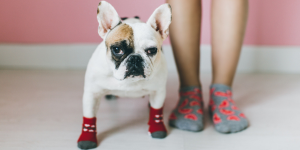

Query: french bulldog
left=77, top=1, right=172, bottom=149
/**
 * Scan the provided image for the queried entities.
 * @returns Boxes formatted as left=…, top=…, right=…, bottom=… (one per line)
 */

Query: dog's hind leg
left=77, top=90, right=103, bottom=149
left=105, top=94, right=118, bottom=100
left=148, top=90, right=167, bottom=139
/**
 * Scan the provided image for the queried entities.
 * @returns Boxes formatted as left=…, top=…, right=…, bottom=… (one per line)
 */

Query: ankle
left=211, top=81, right=232, bottom=87
left=179, top=79, right=201, bottom=88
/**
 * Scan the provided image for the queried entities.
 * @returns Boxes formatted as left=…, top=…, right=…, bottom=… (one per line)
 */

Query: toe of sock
left=231, top=119, right=249, bottom=133
left=229, top=124, right=242, bottom=133
left=170, top=120, right=203, bottom=132
left=215, top=119, right=249, bottom=134
left=215, top=124, right=230, bottom=133
left=78, top=141, right=97, bottom=149
left=151, top=131, right=167, bottom=139
left=237, top=119, right=249, bottom=132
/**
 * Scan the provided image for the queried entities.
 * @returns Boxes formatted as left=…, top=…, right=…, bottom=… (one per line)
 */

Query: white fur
left=82, top=1, right=172, bottom=118
left=97, top=1, right=121, bottom=38
left=147, top=4, right=172, bottom=40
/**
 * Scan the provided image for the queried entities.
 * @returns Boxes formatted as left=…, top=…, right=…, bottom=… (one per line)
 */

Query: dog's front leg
left=148, top=90, right=167, bottom=139
left=77, top=90, right=103, bottom=149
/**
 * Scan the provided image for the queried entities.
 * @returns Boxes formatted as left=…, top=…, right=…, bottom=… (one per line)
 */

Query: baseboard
left=0, top=44, right=299, bottom=73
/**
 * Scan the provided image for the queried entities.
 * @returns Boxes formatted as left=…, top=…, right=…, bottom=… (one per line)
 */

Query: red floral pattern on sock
left=210, top=87, right=248, bottom=126
left=220, top=109, right=234, bottom=115
left=213, top=113, right=222, bottom=124
left=239, top=113, right=246, bottom=118
left=219, top=100, right=229, bottom=108
left=178, top=108, right=193, bottom=114
left=214, top=90, right=236, bottom=104
left=215, top=90, right=232, bottom=97
left=227, top=115, right=240, bottom=121
left=214, top=91, right=228, bottom=97
left=179, top=99, right=189, bottom=107
left=170, top=87, right=203, bottom=123
left=211, top=105, right=216, bottom=112
left=228, top=98, right=235, bottom=104
left=210, top=87, right=215, bottom=95
left=190, top=95, right=201, bottom=101
left=209, top=99, right=214, bottom=106
left=196, top=109, right=203, bottom=114
left=194, top=88, right=201, bottom=94
left=231, top=105, right=239, bottom=110
left=184, top=114, right=198, bottom=121
left=169, top=113, right=177, bottom=120
left=190, top=101, right=200, bottom=106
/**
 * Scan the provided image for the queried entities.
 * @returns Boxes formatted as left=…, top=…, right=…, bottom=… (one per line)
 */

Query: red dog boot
left=148, top=106, right=167, bottom=138
left=77, top=117, right=97, bottom=149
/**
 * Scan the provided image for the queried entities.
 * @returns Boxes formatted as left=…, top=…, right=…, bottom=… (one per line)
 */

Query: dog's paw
left=105, top=95, right=118, bottom=100
left=78, top=141, right=97, bottom=150
left=150, top=131, right=167, bottom=139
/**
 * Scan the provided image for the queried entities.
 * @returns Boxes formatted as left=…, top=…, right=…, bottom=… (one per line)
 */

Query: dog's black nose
left=125, top=54, right=145, bottom=78
left=127, top=55, right=143, bottom=64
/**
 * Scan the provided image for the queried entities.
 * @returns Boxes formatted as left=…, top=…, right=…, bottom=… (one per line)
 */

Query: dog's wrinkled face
left=97, top=1, right=172, bottom=81
left=105, top=23, right=162, bottom=80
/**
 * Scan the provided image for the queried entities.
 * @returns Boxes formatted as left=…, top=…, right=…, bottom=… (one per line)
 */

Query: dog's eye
left=145, top=47, right=157, bottom=56
left=112, top=47, right=124, bottom=55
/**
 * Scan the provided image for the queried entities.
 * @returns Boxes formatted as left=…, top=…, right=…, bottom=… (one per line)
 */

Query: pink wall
left=0, top=0, right=299, bottom=46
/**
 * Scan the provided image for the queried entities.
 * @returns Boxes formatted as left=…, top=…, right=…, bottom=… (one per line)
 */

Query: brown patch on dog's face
left=105, top=24, right=134, bottom=69
left=105, top=24, right=134, bottom=47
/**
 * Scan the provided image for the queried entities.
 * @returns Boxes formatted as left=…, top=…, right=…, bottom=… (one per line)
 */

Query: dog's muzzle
left=124, top=54, right=145, bottom=79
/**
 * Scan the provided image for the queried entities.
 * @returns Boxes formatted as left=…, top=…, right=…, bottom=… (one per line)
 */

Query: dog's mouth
left=124, top=55, right=146, bottom=79
left=124, top=67, right=145, bottom=79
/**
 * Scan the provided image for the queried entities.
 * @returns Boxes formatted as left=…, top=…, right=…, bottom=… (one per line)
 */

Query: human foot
left=209, top=84, right=249, bottom=133
left=169, top=86, right=204, bottom=132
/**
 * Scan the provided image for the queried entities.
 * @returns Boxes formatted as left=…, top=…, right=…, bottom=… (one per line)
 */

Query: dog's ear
left=97, top=1, right=121, bottom=38
left=146, top=4, right=172, bottom=40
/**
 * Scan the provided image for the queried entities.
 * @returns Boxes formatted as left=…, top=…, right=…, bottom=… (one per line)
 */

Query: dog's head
left=97, top=1, right=172, bottom=81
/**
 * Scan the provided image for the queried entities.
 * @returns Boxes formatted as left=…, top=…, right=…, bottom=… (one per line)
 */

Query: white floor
left=0, top=70, right=300, bottom=150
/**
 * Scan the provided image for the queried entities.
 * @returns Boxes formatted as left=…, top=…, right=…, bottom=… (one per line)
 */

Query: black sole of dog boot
left=150, top=131, right=167, bottom=139
left=78, top=141, right=97, bottom=150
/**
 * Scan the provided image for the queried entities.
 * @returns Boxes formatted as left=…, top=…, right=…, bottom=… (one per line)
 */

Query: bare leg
left=211, top=0, right=248, bottom=86
left=167, top=0, right=201, bottom=87
left=167, top=0, right=204, bottom=132
left=209, top=0, right=249, bottom=133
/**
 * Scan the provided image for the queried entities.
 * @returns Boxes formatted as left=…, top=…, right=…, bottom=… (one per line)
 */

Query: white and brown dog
left=77, top=1, right=172, bottom=149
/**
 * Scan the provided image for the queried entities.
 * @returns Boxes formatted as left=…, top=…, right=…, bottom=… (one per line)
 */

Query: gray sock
left=209, top=84, right=249, bottom=133
left=169, top=86, right=204, bottom=132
